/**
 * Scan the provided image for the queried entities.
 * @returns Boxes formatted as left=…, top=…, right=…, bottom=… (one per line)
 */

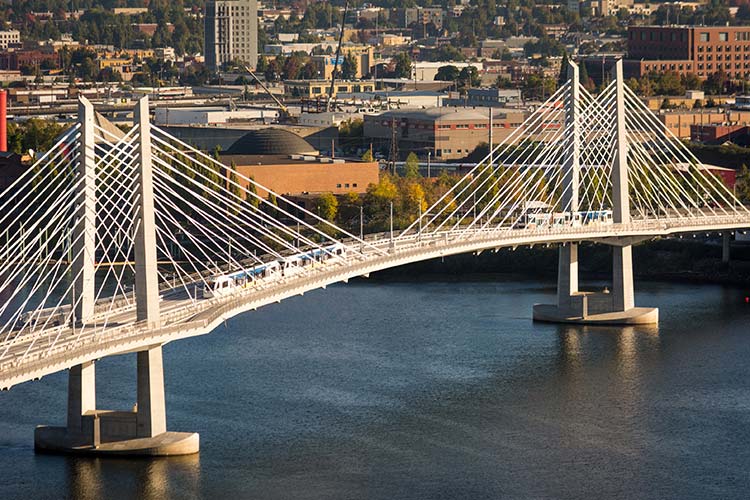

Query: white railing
left=2, top=213, right=750, bottom=385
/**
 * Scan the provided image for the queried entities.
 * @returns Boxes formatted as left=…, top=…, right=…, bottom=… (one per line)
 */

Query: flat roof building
left=626, top=25, right=750, bottom=80
left=218, top=129, right=379, bottom=196
left=363, top=107, right=527, bottom=160
left=284, top=80, right=375, bottom=99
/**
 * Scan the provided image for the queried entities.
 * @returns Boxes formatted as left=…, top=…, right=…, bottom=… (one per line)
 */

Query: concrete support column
left=612, top=245, right=635, bottom=311
left=72, top=97, right=96, bottom=325
left=610, top=60, right=635, bottom=313
left=556, top=61, right=581, bottom=313
left=134, top=96, right=160, bottom=328
left=136, top=345, right=167, bottom=438
left=67, top=361, right=95, bottom=434
left=611, top=59, right=630, bottom=227
left=722, top=232, right=731, bottom=263
left=562, top=60, right=580, bottom=217
left=557, top=243, right=578, bottom=310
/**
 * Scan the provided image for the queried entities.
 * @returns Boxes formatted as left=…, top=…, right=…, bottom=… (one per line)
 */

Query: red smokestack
left=0, top=90, right=7, bottom=153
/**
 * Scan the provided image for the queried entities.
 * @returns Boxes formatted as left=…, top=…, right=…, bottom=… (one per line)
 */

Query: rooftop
left=225, top=129, right=318, bottom=156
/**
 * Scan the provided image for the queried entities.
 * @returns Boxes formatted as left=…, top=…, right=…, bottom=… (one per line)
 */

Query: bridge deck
left=2, top=215, right=748, bottom=390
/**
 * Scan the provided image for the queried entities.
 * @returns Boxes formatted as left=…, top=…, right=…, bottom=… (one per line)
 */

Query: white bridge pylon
left=0, top=60, right=749, bottom=392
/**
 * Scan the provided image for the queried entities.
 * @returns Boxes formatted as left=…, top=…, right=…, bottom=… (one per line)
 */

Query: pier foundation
left=34, top=346, right=198, bottom=456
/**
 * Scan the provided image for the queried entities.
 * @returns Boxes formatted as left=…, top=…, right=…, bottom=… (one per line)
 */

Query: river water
left=1, top=276, right=750, bottom=499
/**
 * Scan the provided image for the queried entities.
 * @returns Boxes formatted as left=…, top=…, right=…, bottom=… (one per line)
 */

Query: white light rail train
left=202, top=243, right=347, bottom=298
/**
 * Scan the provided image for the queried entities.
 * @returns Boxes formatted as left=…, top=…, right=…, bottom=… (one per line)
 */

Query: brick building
left=363, top=107, right=528, bottom=160
left=657, top=109, right=750, bottom=138
left=626, top=25, right=750, bottom=80
left=0, top=49, right=58, bottom=71
left=690, top=123, right=750, bottom=145
left=218, top=129, right=379, bottom=196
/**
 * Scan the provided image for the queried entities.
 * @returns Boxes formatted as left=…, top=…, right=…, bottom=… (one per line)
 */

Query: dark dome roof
left=226, top=128, right=318, bottom=156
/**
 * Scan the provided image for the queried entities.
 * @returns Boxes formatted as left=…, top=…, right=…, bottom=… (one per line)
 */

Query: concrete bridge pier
left=34, top=346, right=199, bottom=456
left=556, top=243, right=578, bottom=311
left=533, top=242, right=658, bottom=325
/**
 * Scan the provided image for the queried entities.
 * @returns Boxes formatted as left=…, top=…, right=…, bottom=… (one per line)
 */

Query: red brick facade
left=627, top=26, right=750, bottom=80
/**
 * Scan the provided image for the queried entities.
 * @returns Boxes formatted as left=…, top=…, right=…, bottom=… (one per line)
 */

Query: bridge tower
left=556, top=60, right=580, bottom=313
left=34, top=97, right=198, bottom=456
left=66, top=96, right=97, bottom=438
left=533, top=60, right=658, bottom=325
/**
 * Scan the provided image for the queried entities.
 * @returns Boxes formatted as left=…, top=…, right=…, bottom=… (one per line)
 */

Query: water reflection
left=555, top=323, right=660, bottom=381
left=64, top=454, right=200, bottom=500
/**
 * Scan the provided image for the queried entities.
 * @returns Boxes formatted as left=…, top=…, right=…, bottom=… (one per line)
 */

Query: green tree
left=228, top=162, right=242, bottom=214
left=315, top=192, right=338, bottom=221
left=435, top=65, right=460, bottom=82
left=736, top=164, right=750, bottom=203
left=361, top=149, right=374, bottom=161
left=341, top=53, right=358, bottom=80
left=245, top=176, right=260, bottom=208
left=393, top=52, right=413, bottom=79
left=404, top=152, right=421, bottom=179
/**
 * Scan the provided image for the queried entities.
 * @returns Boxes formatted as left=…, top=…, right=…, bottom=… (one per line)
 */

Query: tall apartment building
left=205, top=0, right=258, bottom=71
left=625, top=25, right=750, bottom=80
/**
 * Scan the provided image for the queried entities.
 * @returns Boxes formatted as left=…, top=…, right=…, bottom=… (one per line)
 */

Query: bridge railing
left=2, top=213, right=750, bottom=383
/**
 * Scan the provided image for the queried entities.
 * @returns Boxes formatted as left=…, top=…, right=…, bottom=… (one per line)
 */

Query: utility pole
left=489, top=108, right=493, bottom=165
left=389, top=116, right=398, bottom=175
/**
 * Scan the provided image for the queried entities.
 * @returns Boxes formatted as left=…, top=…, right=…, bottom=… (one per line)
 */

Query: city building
left=284, top=80, right=375, bottom=99
left=443, top=88, right=523, bottom=108
left=0, top=30, right=20, bottom=49
left=154, top=107, right=279, bottom=126
left=587, top=0, right=634, bottom=16
left=657, top=109, right=750, bottom=138
left=0, top=49, right=58, bottom=71
left=690, top=123, right=750, bottom=145
left=218, top=129, right=379, bottom=197
left=311, top=45, right=374, bottom=79
left=363, top=107, right=527, bottom=160
left=626, top=25, right=750, bottom=80
left=393, top=7, right=445, bottom=30
left=205, top=0, right=259, bottom=71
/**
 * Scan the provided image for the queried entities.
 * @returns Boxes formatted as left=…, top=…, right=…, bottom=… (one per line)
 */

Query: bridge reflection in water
left=63, top=453, right=200, bottom=500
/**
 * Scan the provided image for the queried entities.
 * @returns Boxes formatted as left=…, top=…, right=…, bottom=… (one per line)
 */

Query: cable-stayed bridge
left=1, top=61, right=748, bottom=455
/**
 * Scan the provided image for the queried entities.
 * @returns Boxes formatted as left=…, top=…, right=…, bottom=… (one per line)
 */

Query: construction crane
left=244, top=65, right=294, bottom=123
left=326, top=0, right=350, bottom=113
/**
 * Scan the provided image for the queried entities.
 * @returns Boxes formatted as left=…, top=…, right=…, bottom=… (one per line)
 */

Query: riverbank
left=370, top=237, right=750, bottom=287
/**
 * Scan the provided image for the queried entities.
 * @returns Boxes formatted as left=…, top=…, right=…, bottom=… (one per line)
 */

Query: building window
left=719, top=32, right=728, bottom=42
left=345, top=183, right=350, bottom=188
left=700, top=32, right=709, bottom=42
left=336, top=183, right=342, bottom=188
left=352, top=183, right=358, bottom=187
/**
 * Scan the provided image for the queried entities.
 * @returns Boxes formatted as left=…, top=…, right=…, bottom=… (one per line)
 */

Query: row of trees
left=12, top=3, right=204, bottom=56
left=624, top=70, right=738, bottom=97
left=434, top=65, right=481, bottom=89
left=256, top=52, right=360, bottom=83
